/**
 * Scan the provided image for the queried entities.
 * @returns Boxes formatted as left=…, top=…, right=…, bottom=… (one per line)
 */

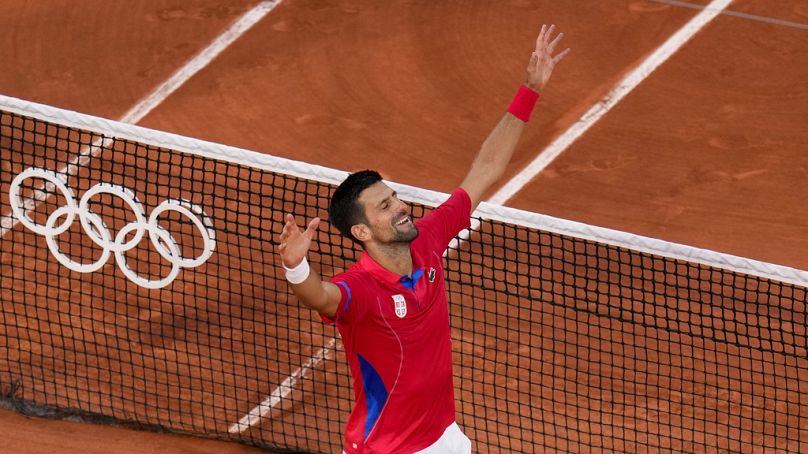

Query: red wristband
left=507, top=85, right=540, bottom=122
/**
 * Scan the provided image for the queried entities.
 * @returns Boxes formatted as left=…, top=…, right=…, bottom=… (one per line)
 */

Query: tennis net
left=0, top=95, right=806, bottom=453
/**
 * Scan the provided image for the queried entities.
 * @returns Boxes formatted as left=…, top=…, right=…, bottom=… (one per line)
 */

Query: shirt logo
left=392, top=294, right=407, bottom=318
left=428, top=267, right=436, bottom=283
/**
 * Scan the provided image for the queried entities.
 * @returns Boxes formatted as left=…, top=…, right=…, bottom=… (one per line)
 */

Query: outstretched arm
left=460, top=24, right=570, bottom=211
left=277, top=214, right=342, bottom=318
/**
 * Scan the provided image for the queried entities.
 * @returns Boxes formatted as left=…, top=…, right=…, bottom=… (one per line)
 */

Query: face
left=354, top=182, right=418, bottom=245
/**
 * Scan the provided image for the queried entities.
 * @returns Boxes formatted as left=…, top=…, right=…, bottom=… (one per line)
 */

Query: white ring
left=115, top=222, right=181, bottom=289
left=9, top=168, right=77, bottom=236
left=79, top=183, right=147, bottom=253
left=45, top=205, right=111, bottom=273
left=149, top=198, right=216, bottom=268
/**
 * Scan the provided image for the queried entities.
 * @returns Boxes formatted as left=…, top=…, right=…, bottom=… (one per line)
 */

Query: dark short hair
left=328, top=170, right=383, bottom=243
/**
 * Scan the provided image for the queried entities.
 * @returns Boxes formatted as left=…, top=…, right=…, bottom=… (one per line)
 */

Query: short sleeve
left=416, top=188, right=472, bottom=252
left=321, top=271, right=370, bottom=325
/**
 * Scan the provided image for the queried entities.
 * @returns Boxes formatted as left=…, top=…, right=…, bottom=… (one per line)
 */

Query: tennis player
left=278, top=25, right=569, bottom=454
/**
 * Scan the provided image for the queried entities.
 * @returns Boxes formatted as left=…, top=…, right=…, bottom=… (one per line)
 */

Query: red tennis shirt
left=323, top=188, right=471, bottom=453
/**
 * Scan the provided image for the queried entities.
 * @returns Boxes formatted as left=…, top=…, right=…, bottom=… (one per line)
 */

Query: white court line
left=228, top=337, right=339, bottom=434
left=119, top=0, right=282, bottom=125
left=487, top=0, right=733, bottom=206
left=0, top=0, right=283, bottom=238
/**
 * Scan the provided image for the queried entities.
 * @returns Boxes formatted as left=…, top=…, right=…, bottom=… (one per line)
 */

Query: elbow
left=291, top=283, right=332, bottom=314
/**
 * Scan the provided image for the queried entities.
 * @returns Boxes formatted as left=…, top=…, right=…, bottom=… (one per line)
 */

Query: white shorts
left=414, top=422, right=471, bottom=454
left=344, top=422, right=471, bottom=454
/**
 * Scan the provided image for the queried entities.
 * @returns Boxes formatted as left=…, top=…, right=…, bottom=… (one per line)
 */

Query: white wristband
left=283, top=257, right=310, bottom=284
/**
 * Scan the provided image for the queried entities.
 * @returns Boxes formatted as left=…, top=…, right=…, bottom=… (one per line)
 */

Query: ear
left=351, top=224, right=371, bottom=243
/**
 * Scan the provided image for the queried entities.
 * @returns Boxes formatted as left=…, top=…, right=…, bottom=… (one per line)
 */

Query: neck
left=366, top=241, right=413, bottom=276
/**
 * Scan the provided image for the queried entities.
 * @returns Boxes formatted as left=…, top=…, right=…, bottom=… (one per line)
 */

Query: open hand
left=278, top=214, right=320, bottom=268
left=526, top=24, right=570, bottom=92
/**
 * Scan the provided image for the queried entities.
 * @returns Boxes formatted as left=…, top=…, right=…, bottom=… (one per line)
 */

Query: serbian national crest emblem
left=392, top=294, right=407, bottom=318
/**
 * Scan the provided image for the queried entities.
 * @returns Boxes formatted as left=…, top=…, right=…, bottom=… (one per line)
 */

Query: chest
left=394, top=270, right=443, bottom=319
left=339, top=253, right=452, bottom=355
left=373, top=255, right=445, bottom=321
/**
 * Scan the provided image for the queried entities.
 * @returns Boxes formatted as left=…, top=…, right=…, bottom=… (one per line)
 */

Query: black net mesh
left=0, top=108, right=806, bottom=453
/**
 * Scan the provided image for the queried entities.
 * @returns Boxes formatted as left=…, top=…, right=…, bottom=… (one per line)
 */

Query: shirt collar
left=357, top=250, right=422, bottom=287
left=400, top=269, right=424, bottom=291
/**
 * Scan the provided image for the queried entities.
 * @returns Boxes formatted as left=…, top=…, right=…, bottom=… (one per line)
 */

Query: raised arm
left=277, top=214, right=342, bottom=318
left=460, top=24, right=570, bottom=211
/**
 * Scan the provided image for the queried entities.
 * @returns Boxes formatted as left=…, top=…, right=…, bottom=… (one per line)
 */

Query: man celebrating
left=278, top=25, right=569, bottom=454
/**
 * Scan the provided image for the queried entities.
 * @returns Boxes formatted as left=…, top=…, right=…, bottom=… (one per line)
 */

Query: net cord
left=2, top=93, right=806, bottom=288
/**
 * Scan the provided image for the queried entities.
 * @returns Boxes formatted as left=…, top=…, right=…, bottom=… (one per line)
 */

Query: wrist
left=525, top=81, right=542, bottom=92
left=283, top=257, right=310, bottom=284
left=507, top=84, right=540, bottom=122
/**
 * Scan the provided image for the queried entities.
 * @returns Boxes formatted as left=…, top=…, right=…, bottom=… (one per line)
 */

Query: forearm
left=463, top=113, right=526, bottom=194
left=460, top=24, right=568, bottom=209
left=288, top=269, right=336, bottom=315
left=278, top=214, right=340, bottom=317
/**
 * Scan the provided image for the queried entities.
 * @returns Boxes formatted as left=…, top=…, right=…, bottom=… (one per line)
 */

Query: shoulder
left=420, top=188, right=471, bottom=225
left=414, top=188, right=472, bottom=249
left=325, top=267, right=378, bottom=324
left=330, top=267, right=376, bottom=295
left=439, top=188, right=472, bottom=213
left=331, top=266, right=369, bottom=283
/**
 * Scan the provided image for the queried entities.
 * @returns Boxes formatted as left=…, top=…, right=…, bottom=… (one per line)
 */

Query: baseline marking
left=0, top=0, right=283, bottom=238
left=228, top=337, right=339, bottom=434
left=651, top=0, right=808, bottom=31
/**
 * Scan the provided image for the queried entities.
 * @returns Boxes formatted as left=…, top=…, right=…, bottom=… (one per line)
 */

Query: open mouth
left=395, top=215, right=412, bottom=227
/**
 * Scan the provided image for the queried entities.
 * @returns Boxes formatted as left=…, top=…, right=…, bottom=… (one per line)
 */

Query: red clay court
left=0, top=1, right=806, bottom=453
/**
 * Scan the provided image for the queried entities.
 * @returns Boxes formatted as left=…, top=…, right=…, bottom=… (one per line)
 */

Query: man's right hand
left=278, top=214, right=320, bottom=268
left=277, top=214, right=341, bottom=318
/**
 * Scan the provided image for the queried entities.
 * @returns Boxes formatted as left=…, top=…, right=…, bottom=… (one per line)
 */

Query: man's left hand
left=526, top=24, right=570, bottom=92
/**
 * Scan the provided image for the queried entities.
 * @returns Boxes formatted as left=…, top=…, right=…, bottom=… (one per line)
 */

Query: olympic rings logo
left=9, top=167, right=216, bottom=289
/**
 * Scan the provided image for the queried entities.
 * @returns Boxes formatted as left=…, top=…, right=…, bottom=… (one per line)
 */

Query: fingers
left=536, top=24, right=547, bottom=45
left=553, top=47, right=571, bottom=65
left=534, top=24, right=569, bottom=63
left=279, top=213, right=297, bottom=240
left=537, top=24, right=554, bottom=47
left=277, top=214, right=316, bottom=269
left=537, top=24, right=555, bottom=49
left=282, top=213, right=297, bottom=232
left=547, top=32, right=564, bottom=54
left=279, top=214, right=322, bottom=243
left=545, top=24, right=555, bottom=43
left=304, top=217, right=321, bottom=239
